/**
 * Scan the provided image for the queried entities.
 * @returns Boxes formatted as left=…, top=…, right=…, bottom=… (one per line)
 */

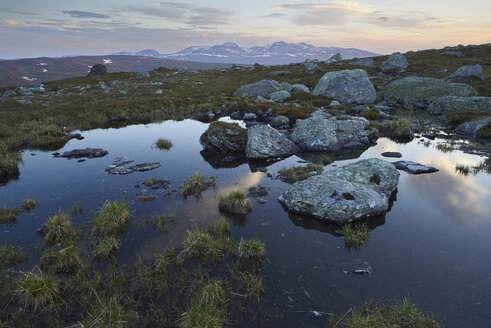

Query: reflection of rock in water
left=0, top=174, right=19, bottom=186
left=200, top=149, right=247, bottom=169
left=223, top=213, right=247, bottom=227
left=287, top=211, right=386, bottom=237
left=296, top=147, right=366, bottom=163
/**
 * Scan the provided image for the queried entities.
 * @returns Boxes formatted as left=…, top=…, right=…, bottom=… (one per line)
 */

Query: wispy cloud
left=61, top=11, right=110, bottom=19
left=256, top=13, right=286, bottom=19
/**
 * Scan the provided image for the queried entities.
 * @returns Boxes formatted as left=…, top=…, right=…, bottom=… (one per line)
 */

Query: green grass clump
left=152, top=214, right=173, bottom=232
left=79, top=297, right=136, bottom=328
left=181, top=229, right=221, bottom=262
left=15, top=267, right=60, bottom=312
left=320, top=155, right=333, bottom=165
left=179, top=301, right=227, bottom=328
left=0, top=244, right=27, bottom=267
left=199, top=279, right=228, bottom=307
left=237, top=238, right=266, bottom=264
left=476, top=121, right=491, bottom=139
left=360, top=108, right=380, bottom=120
left=155, top=138, right=173, bottom=150
left=0, top=150, right=21, bottom=179
left=71, top=201, right=83, bottom=215
left=41, top=243, right=81, bottom=273
left=209, top=217, right=230, bottom=237
left=0, top=207, right=21, bottom=224
left=43, top=210, right=74, bottom=245
left=370, top=119, right=413, bottom=142
left=21, top=199, right=37, bottom=211
left=218, top=190, right=252, bottom=215
left=238, top=272, right=265, bottom=301
left=446, top=110, right=490, bottom=126
left=181, top=172, right=216, bottom=198
left=335, top=299, right=440, bottom=328
left=93, top=236, right=120, bottom=259
left=342, top=223, right=370, bottom=248
left=137, top=194, right=157, bottom=202
left=92, top=200, right=130, bottom=235
left=455, top=164, right=470, bottom=175
left=279, top=163, right=323, bottom=183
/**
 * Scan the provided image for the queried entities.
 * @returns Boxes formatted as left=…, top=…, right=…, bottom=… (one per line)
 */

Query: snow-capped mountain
left=114, top=41, right=379, bottom=65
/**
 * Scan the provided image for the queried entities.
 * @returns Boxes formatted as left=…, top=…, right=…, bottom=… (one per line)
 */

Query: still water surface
left=1, top=119, right=490, bottom=327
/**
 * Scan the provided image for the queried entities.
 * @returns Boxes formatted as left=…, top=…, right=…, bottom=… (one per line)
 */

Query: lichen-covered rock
left=313, top=69, right=376, bottom=104
left=290, top=116, right=372, bottom=152
left=447, top=64, right=483, bottom=81
left=269, top=115, right=290, bottom=129
left=200, top=121, right=247, bottom=153
left=393, top=161, right=439, bottom=174
left=57, top=148, right=108, bottom=159
left=304, top=62, right=322, bottom=74
left=234, top=79, right=281, bottom=98
left=325, top=53, right=342, bottom=64
left=427, top=96, right=491, bottom=115
left=246, top=124, right=298, bottom=159
left=384, top=77, right=477, bottom=105
left=380, top=52, right=408, bottom=73
left=269, top=90, right=291, bottom=102
left=291, top=84, right=309, bottom=93
left=278, top=158, right=399, bottom=223
left=455, top=117, right=491, bottom=137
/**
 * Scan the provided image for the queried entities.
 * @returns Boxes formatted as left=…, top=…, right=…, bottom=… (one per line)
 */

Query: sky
left=0, top=0, right=490, bottom=59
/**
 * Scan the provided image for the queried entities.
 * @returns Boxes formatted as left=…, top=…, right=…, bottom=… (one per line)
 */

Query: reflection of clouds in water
left=128, top=171, right=264, bottom=262
left=406, top=153, right=489, bottom=226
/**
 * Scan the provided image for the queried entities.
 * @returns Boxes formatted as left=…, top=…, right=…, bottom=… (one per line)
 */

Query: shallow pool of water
left=1, top=119, right=490, bottom=327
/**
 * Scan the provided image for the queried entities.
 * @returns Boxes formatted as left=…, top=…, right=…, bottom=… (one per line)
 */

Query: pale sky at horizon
left=1, top=0, right=490, bottom=59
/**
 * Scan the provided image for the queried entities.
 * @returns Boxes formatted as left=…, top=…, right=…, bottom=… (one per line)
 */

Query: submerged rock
left=393, top=161, right=439, bottom=174
left=381, top=152, right=402, bottom=158
left=246, top=124, right=298, bottom=159
left=278, top=158, right=399, bottom=223
left=56, top=148, right=108, bottom=159
left=427, top=96, right=491, bottom=115
left=199, top=121, right=247, bottom=153
left=313, top=69, right=376, bottom=104
left=105, top=158, right=161, bottom=175
left=380, top=52, right=408, bottom=73
left=384, top=77, right=477, bottom=105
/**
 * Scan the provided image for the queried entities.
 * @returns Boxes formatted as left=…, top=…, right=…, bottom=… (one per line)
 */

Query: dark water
left=1, top=119, right=490, bottom=327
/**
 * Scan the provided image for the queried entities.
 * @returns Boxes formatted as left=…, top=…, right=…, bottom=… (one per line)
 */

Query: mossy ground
left=278, top=163, right=323, bottom=183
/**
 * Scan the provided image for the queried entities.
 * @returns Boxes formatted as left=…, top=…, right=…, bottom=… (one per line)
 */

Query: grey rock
left=381, top=152, right=402, bottom=158
left=203, top=111, right=215, bottom=120
left=246, top=125, right=298, bottom=159
left=330, top=100, right=342, bottom=107
left=325, top=53, right=342, bottom=64
left=269, top=115, right=290, bottom=129
left=278, top=158, right=399, bottom=223
left=441, top=51, right=465, bottom=58
left=447, top=64, right=483, bottom=81
left=380, top=52, right=408, bottom=73
left=57, top=148, right=108, bottom=159
left=313, top=69, right=376, bottom=104
left=384, top=77, right=477, bottom=105
left=427, top=96, right=491, bottom=115
left=291, top=84, right=309, bottom=93
left=129, top=163, right=162, bottom=172
left=16, top=99, right=33, bottom=105
left=155, top=89, right=163, bottom=95
left=352, top=57, right=374, bottom=67
left=455, top=117, right=491, bottom=137
left=105, top=160, right=161, bottom=175
left=280, top=82, right=293, bottom=93
left=269, top=90, right=291, bottom=102
left=234, top=79, right=281, bottom=98
left=200, top=121, right=247, bottom=153
left=268, top=70, right=292, bottom=76
left=393, top=161, right=439, bottom=174
left=173, top=67, right=198, bottom=75
left=248, top=185, right=270, bottom=197
left=304, top=62, right=322, bottom=74
left=87, top=64, right=107, bottom=76
left=243, top=113, right=257, bottom=120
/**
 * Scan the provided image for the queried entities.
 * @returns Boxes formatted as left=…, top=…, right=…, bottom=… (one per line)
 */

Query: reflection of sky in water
left=1, top=121, right=491, bottom=328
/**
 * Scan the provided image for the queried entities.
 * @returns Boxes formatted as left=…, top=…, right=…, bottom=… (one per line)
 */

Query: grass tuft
left=237, top=238, right=266, bottom=264
left=21, top=199, right=37, bottom=211
left=155, top=138, right=173, bottom=150
left=92, top=200, right=130, bottom=235
left=15, top=266, right=60, bottom=312
left=41, top=243, right=81, bottom=273
left=0, top=244, right=27, bottom=267
left=0, top=207, right=21, bottom=224
left=43, top=210, right=74, bottom=245
left=93, top=236, right=120, bottom=259
left=342, top=223, right=370, bottom=248
left=179, top=301, right=227, bottom=328
left=279, top=163, right=323, bottom=183
left=218, top=190, right=252, bottom=215
left=181, top=172, right=216, bottom=198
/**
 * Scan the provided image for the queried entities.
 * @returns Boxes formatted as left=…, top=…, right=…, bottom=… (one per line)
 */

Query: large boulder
left=427, top=96, right=491, bottom=115
left=447, top=64, right=484, bottom=81
left=246, top=125, right=298, bottom=159
left=87, top=64, right=107, bottom=76
left=234, top=80, right=281, bottom=98
left=313, top=69, right=376, bottom=104
left=455, top=117, right=491, bottom=138
left=384, top=77, right=477, bottom=105
left=290, top=116, right=372, bottom=152
left=278, top=158, right=399, bottom=223
left=200, top=122, right=247, bottom=153
left=380, top=52, right=408, bottom=73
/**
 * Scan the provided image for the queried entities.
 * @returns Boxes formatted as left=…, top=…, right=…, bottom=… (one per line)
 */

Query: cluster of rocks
left=233, top=79, right=310, bottom=103
left=105, top=158, right=161, bottom=175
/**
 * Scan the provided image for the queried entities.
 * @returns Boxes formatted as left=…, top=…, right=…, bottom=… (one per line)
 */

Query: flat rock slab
left=105, top=158, right=161, bottom=175
left=246, top=124, right=298, bottom=159
left=56, top=148, right=108, bottom=159
left=381, top=152, right=402, bottom=158
left=393, top=161, right=438, bottom=174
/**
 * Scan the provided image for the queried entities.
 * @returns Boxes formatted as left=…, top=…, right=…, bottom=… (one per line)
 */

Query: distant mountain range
left=114, top=41, right=379, bottom=65
left=0, top=56, right=231, bottom=88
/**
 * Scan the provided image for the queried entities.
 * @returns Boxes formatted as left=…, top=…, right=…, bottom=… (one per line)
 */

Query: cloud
left=159, top=2, right=234, bottom=26
left=281, top=2, right=368, bottom=26
left=257, top=13, right=286, bottom=19
left=61, top=11, right=110, bottom=19
left=0, top=8, right=36, bottom=15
